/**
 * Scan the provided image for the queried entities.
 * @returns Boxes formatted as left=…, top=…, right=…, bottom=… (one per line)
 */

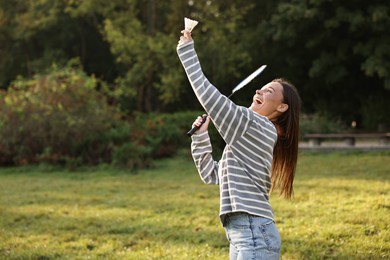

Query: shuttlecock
left=184, top=17, right=198, bottom=32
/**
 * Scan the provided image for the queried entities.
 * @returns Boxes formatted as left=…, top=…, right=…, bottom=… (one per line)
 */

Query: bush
left=131, top=111, right=198, bottom=158
left=112, top=141, right=152, bottom=169
left=0, top=64, right=226, bottom=169
left=130, top=111, right=226, bottom=159
left=300, top=113, right=346, bottom=138
left=0, top=63, right=122, bottom=166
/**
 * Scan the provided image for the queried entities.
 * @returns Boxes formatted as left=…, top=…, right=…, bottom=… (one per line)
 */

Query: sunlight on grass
left=0, top=152, right=389, bottom=259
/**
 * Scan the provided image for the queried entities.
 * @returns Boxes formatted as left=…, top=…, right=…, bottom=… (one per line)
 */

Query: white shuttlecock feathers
left=184, top=17, right=198, bottom=32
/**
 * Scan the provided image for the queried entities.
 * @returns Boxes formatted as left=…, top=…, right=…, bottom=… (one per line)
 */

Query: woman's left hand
left=178, top=30, right=193, bottom=46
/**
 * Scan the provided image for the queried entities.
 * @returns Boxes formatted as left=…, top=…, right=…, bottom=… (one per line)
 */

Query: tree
left=0, top=0, right=254, bottom=113
left=0, top=0, right=117, bottom=89
left=102, top=0, right=256, bottom=113
left=1, top=0, right=389, bottom=129
left=253, top=0, right=390, bottom=128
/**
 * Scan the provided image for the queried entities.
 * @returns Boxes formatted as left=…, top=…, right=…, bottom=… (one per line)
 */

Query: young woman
left=177, top=30, right=301, bottom=259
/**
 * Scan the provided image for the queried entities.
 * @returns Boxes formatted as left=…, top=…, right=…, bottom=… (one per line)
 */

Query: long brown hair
left=271, top=78, right=301, bottom=199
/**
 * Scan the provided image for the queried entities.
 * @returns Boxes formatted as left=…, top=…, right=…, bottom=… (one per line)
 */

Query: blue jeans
left=223, top=212, right=281, bottom=260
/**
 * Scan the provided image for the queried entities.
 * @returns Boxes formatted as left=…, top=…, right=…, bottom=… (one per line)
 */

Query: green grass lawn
left=0, top=152, right=389, bottom=259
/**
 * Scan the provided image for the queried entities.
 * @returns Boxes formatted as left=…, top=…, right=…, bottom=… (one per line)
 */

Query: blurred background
left=1, top=0, right=389, bottom=167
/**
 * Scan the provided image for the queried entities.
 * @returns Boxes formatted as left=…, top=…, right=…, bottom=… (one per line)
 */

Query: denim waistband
left=222, top=211, right=274, bottom=227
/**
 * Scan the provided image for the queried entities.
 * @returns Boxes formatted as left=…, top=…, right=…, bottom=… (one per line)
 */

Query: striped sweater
left=177, top=41, right=278, bottom=223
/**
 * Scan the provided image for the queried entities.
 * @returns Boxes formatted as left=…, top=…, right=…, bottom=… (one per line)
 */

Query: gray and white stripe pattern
left=177, top=41, right=278, bottom=222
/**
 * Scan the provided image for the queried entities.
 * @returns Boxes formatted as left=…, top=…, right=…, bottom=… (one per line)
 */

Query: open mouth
left=255, top=98, right=263, bottom=105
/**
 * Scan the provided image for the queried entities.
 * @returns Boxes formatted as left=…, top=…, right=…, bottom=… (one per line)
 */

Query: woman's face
left=249, top=81, right=288, bottom=121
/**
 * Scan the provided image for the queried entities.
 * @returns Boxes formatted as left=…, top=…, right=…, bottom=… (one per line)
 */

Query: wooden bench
left=304, top=133, right=390, bottom=147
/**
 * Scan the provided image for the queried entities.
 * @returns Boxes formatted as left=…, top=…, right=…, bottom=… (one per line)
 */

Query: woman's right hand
left=192, top=114, right=210, bottom=134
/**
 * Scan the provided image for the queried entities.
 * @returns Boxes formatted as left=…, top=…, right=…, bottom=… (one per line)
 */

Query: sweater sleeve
left=191, top=131, right=219, bottom=185
left=177, top=41, right=253, bottom=145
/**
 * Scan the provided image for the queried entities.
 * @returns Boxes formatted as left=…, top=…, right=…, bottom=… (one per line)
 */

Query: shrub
left=0, top=66, right=227, bottom=168
left=112, top=141, right=152, bottom=169
left=131, top=112, right=196, bottom=158
left=300, top=113, right=346, bottom=139
left=130, top=111, right=225, bottom=159
left=0, top=62, right=122, bottom=166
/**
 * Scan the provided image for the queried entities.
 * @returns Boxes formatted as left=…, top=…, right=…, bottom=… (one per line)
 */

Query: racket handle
left=187, top=115, right=207, bottom=137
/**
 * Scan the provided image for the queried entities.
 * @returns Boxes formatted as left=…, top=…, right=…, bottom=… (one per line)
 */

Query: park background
left=0, top=0, right=389, bottom=259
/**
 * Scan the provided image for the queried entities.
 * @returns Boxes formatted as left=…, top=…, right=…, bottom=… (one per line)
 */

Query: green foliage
left=0, top=0, right=116, bottom=88
left=0, top=61, right=121, bottom=166
left=1, top=0, right=390, bottom=145
left=113, top=111, right=224, bottom=165
left=0, top=153, right=389, bottom=259
left=131, top=111, right=202, bottom=158
left=0, top=74, right=211, bottom=168
left=102, top=0, right=255, bottom=112
left=254, top=0, right=390, bottom=122
left=300, top=113, right=346, bottom=137
left=112, top=142, right=152, bottom=169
